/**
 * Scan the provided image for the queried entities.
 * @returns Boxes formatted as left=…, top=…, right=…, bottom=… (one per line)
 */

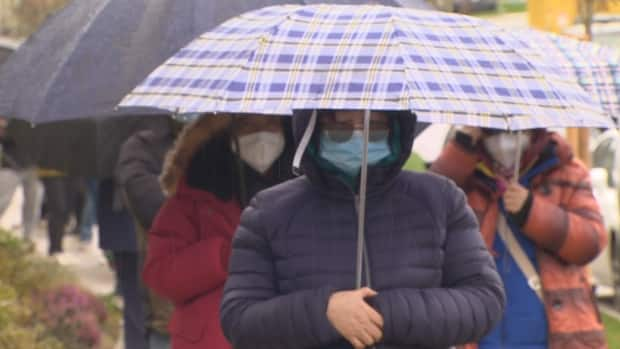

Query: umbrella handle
left=355, top=110, right=371, bottom=289
left=513, top=130, right=522, bottom=181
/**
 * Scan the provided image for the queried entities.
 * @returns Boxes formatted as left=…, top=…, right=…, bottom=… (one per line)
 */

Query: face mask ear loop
left=292, top=110, right=318, bottom=176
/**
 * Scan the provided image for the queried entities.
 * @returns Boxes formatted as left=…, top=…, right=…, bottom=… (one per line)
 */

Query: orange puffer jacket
left=431, top=132, right=607, bottom=349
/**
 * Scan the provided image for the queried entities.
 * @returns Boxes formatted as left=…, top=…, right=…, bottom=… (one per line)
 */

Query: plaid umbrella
left=120, top=4, right=613, bottom=130
left=517, top=30, right=620, bottom=120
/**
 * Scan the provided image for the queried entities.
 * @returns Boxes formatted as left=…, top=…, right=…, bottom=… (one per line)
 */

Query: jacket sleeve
left=522, top=159, right=607, bottom=265
left=220, top=195, right=342, bottom=349
left=430, top=139, right=480, bottom=188
left=117, top=135, right=166, bottom=230
left=142, top=197, right=230, bottom=304
left=372, top=179, right=505, bottom=347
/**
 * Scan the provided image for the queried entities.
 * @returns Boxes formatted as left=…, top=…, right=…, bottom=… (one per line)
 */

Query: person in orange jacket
left=431, top=127, right=607, bottom=349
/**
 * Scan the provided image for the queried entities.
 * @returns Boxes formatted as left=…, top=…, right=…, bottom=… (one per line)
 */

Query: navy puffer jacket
left=220, top=111, right=505, bottom=349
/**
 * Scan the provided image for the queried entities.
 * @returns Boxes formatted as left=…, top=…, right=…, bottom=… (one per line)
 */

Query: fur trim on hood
left=160, top=114, right=233, bottom=196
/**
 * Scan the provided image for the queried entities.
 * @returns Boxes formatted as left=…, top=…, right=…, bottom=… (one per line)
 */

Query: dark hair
left=185, top=118, right=294, bottom=206
left=185, top=130, right=240, bottom=202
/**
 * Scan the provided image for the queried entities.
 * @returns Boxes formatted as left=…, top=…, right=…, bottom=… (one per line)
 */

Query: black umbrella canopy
left=0, top=0, right=431, bottom=124
left=5, top=115, right=171, bottom=178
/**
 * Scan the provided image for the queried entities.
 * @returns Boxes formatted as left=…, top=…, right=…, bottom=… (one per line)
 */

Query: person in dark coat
left=142, top=114, right=294, bottom=349
left=220, top=110, right=505, bottom=349
left=97, top=177, right=148, bottom=349
left=117, top=120, right=180, bottom=229
left=37, top=169, right=82, bottom=256
left=116, top=118, right=182, bottom=349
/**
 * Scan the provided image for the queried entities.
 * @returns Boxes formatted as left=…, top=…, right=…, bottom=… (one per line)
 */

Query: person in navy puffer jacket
left=220, top=110, right=506, bottom=349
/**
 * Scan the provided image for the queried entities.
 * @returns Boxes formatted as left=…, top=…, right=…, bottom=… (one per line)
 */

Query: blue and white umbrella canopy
left=516, top=29, right=620, bottom=120
left=120, top=4, right=613, bottom=130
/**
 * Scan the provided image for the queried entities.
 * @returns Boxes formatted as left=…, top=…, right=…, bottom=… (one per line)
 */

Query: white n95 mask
left=232, top=132, right=285, bottom=174
left=483, top=133, right=531, bottom=171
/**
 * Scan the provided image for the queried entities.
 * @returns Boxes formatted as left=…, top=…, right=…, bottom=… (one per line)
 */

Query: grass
left=473, top=1, right=527, bottom=19
left=498, top=2, right=527, bottom=14
left=603, top=312, right=620, bottom=348
left=403, top=152, right=427, bottom=172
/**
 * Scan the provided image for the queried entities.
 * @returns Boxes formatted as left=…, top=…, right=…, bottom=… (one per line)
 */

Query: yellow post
left=528, top=0, right=579, bottom=33
left=598, top=1, right=620, bottom=13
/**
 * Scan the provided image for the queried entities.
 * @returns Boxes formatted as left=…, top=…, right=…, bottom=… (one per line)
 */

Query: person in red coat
left=142, top=114, right=293, bottom=349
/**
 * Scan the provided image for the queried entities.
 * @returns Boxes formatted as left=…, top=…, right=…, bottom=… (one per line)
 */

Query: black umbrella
left=5, top=115, right=170, bottom=178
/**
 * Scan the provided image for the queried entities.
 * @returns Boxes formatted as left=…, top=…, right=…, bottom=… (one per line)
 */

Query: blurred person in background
left=39, top=170, right=80, bottom=256
left=116, top=116, right=182, bottom=348
left=142, top=114, right=294, bottom=349
left=97, top=176, right=149, bottom=349
left=431, top=127, right=607, bottom=349
left=78, top=177, right=98, bottom=250
left=0, top=117, right=44, bottom=240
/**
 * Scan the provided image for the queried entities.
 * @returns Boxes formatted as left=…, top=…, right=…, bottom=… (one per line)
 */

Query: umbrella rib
left=492, top=25, right=603, bottom=127
left=34, top=0, right=113, bottom=124
left=393, top=13, right=482, bottom=121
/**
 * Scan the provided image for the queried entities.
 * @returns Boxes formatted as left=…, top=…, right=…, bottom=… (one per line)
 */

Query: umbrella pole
left=513, top=130, right=522, bottom=181
left=355, top=110, right=371, bottom=289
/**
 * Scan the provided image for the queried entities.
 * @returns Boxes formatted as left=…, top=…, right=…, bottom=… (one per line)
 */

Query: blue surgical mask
left=319, top=130, right=391, bottom=177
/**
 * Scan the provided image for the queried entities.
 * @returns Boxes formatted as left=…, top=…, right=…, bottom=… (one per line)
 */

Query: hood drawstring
left=292, top=110, right=318, bottom=176
left=292, top=109, right=372, bottom=290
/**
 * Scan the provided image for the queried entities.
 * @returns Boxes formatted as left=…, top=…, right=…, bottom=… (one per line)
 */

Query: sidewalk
left=0, top=186, right=116, bottom=295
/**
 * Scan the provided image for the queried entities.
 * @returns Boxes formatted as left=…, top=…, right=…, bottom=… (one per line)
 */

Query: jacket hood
left=160, top=115, right=233, bottom=196
left=546, top=132, right=574, bottom=165
left=291, top=110, right=418, bottom=194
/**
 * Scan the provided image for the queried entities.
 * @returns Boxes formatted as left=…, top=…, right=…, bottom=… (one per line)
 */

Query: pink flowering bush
left=0, top=230, right=120, bottom=349
left=35, top=285, right=108, bottom=348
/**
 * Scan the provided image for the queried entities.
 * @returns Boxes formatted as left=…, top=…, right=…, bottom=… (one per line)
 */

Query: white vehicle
left=589, top=129, right=620, bottom=300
